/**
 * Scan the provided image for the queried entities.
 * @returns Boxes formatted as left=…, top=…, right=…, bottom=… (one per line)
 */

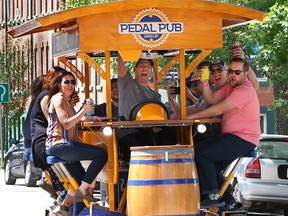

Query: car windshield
left=257, top=140, right=288, bottom=159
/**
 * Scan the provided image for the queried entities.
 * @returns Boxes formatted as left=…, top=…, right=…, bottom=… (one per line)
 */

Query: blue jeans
left=46, top=140, right=108, bottom=184
left=194, top=134, right=255, bottom=205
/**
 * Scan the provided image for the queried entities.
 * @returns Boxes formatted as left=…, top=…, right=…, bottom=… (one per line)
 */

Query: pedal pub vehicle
left=9, top=1, right=266, bottom=215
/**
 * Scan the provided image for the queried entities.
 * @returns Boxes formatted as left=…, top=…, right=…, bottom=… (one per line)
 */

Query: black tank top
left=32, top=89, right=49, bottom=139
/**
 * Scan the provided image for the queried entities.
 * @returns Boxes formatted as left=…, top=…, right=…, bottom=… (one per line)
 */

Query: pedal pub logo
left=118, top=8, right=183, bottom=48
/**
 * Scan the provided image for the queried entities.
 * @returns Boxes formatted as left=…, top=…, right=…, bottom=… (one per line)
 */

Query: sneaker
left=50, top=205, right=71, bottom=216
left=200, top=196, right=225, bottom=209
left=228, top=202, right=246, bottom=211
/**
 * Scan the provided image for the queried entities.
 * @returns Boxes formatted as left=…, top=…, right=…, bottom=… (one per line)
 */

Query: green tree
left=250, top=2, right=288, bottom=134
left=0, top=36, right=30, bottom=138
left=209, top=0, right=288, bottom=134
left=61, top=0, right=115, bottom=10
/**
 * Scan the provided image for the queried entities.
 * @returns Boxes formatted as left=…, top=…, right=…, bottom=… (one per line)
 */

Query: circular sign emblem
left=133, top=8, right=169, bottom=48
left=119, top=8, right=183, bottom=48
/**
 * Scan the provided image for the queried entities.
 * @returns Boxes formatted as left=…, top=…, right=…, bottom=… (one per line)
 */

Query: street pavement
left=0, top=169, right=54, bottom=216
left=0, top=168, right=284, bottom=216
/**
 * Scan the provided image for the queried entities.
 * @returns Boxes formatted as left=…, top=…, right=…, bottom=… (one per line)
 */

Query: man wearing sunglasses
left=208, top=60, right=229, bottom=90
left=187, top=58, right=260, bottom=211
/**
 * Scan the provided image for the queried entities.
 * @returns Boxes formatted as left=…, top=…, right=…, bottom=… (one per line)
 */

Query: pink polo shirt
left=216, top=79, right=261, bottom=145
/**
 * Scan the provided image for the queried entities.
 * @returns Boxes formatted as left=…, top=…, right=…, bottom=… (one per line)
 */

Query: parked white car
left=232, top=134, right=288, bottom=215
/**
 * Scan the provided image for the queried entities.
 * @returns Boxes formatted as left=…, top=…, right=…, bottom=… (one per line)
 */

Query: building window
left=45, top=0, right=48, bottom=14
left=51, top=0, right=54, bottom=12
left=6, top=0, right=11, bottom=20
left=260, top=113, right=267, bottom=134
left=1, top=1, right=4, bottom=22
left=18, top=0, right=23, bottom=18
left=40, top=0, right=43, bottom=14
left=34, top=46, right=38, bottom=79
left=46, top=43, right=49, bottom=73
left=41, top=44, right=44, bottom=74
left=33, top=0, right=38, bottom=17
left=56, top=0, right=60, bottom=11
left=27, top=0, right=30, bottom=19
left=11, top=0, right=14, bottom=20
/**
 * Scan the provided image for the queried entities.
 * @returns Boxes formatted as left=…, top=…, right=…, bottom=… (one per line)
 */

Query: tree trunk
left=273, top=84, right=288, bottom=135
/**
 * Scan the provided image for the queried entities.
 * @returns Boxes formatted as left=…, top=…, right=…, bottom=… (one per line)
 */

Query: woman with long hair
left=32, top=67, right=78, bottom=209
left=46, top=70, right=108, bottom=216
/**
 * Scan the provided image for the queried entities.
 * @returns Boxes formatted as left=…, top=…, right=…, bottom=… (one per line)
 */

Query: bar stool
left=46, top=156, right=90, bottom=208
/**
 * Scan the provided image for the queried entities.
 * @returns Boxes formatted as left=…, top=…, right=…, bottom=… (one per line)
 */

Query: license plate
left=222, top=211, right=246, bottom=216
left=278, top=165, right=288, bottom=179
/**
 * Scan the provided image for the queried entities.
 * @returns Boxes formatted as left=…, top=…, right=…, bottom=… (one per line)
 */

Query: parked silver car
left=231, top=134, right=288, bottom=215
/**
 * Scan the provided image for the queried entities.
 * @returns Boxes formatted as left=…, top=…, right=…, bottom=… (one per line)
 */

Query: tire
left=283, top=208, right=288, bottom=216
left=232, top=182, right=251, bottom=210
left=4, top=160, right=16, bottom=185
left=25, top=161, right=37, bottom=187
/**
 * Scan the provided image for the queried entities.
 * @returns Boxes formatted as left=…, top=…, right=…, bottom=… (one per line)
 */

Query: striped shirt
left=46, top=99, right=77, bottom=149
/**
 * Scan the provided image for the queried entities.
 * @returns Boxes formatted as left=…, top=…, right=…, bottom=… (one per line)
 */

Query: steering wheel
left=129, top=99, right=170, bottom=121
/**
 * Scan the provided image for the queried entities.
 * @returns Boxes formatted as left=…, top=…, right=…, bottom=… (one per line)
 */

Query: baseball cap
left=136, top=58, right=154, bottom=67
left=209, top=60, right=227, bottom=71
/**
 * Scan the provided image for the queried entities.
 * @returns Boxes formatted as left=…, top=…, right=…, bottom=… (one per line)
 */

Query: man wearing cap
left=187, top=58, right=260, bottom=211
left=168, top=61, right=212, bottom=117
left=118, top=57, right=160, bottom=120
left=208, top=58, right=258, bottom=91
left=117, top=55, right=177, bottom=160
left=208, top=60, right=230, bottom=90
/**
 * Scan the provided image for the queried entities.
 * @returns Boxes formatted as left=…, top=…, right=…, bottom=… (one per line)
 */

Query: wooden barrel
left=127, top=145, right=200, bottom=216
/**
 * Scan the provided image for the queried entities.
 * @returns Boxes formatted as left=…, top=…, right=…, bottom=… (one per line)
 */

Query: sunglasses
left=190, top=80, right=201, bottom=88
left=210, top=67, right=223, bottom=75
left=63, top=79, right=76, bottom=85
left=228, top=68, right=244, bottom=75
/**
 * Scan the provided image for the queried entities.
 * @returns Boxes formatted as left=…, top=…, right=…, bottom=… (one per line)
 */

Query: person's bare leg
left=61, top=192, right=73, bottom=209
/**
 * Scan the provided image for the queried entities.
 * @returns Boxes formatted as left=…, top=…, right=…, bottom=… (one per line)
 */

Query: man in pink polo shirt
left=187, top=58, right=260, bottom=211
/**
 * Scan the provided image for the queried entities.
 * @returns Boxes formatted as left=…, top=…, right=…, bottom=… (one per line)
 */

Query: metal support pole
left=0, top=103, right=3, bottom=168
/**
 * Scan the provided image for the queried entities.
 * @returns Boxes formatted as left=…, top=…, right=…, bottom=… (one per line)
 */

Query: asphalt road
left=0, top=169, right=54, bottom=216
left=0, top=168, right=284, bottom=216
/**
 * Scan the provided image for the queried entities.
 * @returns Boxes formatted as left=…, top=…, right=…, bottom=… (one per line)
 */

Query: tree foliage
left=250, top=2, right=288, bottom=134
left=0, top=36, right=30, bottom=128
left=61, top=0, right=115, bottom=10
left=211, top=0, right=288, bottom=134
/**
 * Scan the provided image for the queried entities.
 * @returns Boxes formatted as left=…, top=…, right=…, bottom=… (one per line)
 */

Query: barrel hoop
left=131, top=148, right=193, bottom=156
left=146, top=215, right=199, bottom=216
left=129, top=158, right=194, bottom=164
left=151, top=215, right=200, bottom=216
left=127, top=178, right=199, bottom=185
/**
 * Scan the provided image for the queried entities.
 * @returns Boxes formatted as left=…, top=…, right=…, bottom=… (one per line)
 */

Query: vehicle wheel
left=232, top=182, right=251, bottom=210
left=4, top=160, right=16, bottom=185
left=283, top=208, right=288, bottom=216
left=25, top=161, right=37, bottom=187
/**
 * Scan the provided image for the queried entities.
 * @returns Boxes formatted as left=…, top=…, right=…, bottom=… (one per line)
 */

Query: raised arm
left=201, top=80, right=223, bottom=105
left=232, top=47, right=259, bottom=89
left=247, top=67, right=259, bottom=90
left=118, top=54, right=129, bottom=78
